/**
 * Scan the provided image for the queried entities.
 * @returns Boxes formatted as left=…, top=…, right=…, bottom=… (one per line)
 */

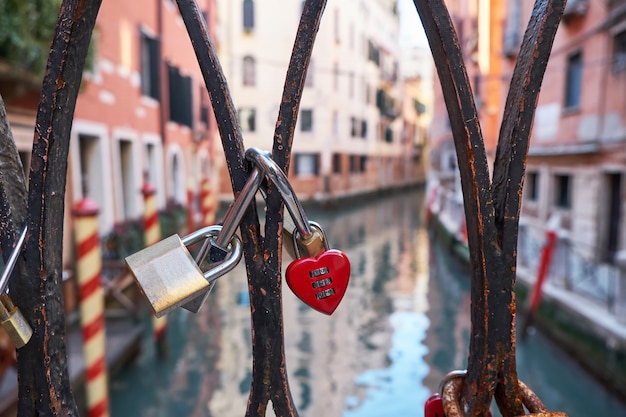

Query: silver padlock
left=125, top=225, right=242, bottom=317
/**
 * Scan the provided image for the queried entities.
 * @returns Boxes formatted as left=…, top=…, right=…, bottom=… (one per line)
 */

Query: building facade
left=512, top=0, right=626, bottom=314
left=72, top=0, right=221, bottom=240
left=216, top=0, right=426, bottom=201
left=428, top=0, right=626, bottom=317
left=0, top=0, right=223, bottom=314
left=427, top=0, right=505, bottom=244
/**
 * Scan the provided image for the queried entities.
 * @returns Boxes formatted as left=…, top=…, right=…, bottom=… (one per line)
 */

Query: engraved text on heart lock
left=285, top=249, right=350, bottom=315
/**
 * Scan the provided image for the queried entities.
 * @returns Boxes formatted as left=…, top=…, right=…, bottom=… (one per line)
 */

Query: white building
left=216, top=0, right=424, bottom=201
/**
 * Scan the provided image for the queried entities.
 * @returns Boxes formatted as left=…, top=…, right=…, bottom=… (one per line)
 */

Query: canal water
left=110, top=189, right=626, bottom=417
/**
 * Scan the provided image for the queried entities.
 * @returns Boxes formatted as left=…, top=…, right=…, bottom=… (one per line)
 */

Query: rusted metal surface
left=0, top=0, right=569, bottom=415
left=442, top=377, right=465, bottom=417
left=412, top=0, right=566, bottom=415
left=14, top=0, right=102, bottom=415
left=175, top=0, right=326, bottom=415
left=0, top=0, right=103, bottom=415
left=443, top=376, right=569, bottom=417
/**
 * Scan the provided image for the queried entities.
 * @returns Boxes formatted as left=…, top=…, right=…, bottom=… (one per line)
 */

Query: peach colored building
left=429, top=0, right=626, bottom=318
left=513, top=0, right=626, bottom=314
left=71, top=0, right=221, bottom=240
left=1, top=1, right=222, bottom=314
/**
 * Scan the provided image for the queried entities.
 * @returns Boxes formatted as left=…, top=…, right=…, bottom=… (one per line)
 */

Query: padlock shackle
left=245, top=148, right=313, bottom=240
left=213, top=167, right=263, bottom=251
left=0, top=226, right=27, bottom=294
left=438, top=370, right=467, bottom=396
left=291, top=221, right=329, bottom=259
left=181, top=225, right=243, bottom=282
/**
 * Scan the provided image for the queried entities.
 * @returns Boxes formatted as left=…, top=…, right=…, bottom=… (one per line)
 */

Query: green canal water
left=110, top=189, right=626, bottom=416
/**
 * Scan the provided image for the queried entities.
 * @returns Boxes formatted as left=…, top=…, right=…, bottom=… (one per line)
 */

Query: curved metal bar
left=442, top=375, right=568, bottom=417
left=413, top=0, right=566, bottom=414
left=411, top=0, right=499, bottom=413
left=15, top=0, right=103, bottom=414
left=0, top=226, right=27, bottom=294
left=213, top=168, right=263, bottom=252
left=246, top=148, right=313, bottom=240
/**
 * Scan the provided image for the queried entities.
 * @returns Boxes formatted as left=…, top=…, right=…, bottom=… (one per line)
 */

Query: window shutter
left=149, top=36, right=160, bottom=100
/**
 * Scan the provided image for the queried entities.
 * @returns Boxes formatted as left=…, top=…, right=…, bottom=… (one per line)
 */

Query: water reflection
left=110, top=189, right=626, bottom=417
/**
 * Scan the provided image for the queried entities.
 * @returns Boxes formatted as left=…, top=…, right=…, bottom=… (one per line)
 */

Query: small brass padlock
left=285, top=222, right=351, bottom=315
left=282, top=212, right=326, bottom=259
left=125, top=225, right=242, bottom=317
left=0, top=226, right=32, bottom=348
left=0, top=294, right=32, bottom=348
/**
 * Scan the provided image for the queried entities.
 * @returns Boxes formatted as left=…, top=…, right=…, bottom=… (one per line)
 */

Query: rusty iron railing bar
left=176, top=0, right=325, bottom=415
left=174, top=0, right=249, bottom=192
left=0, top=95, right=28, bottom=250
left=413, top=0, right=565, bottom=415
left=260, top=1, right=327, bottom=415
left=412, top=1, right=500, bottom=414
left=489, top=1, right=566, bottom=415
left=0, top=0, right=103, bottom=415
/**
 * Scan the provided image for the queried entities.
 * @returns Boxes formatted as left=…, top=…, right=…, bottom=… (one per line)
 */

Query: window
left=243, top=0, right=254, bottom=31
left=200, top=87, right=210, bottom=129
left=332, top=153, right=342, bottom=174
left=554, top=174, right=571, bottom=209
left=145, top=143, right=157, bottom=190
left=243, top=55, right=255, bottom=86
left=613, top=30, right=626, bottom=73
left=168, top=64, right=193, bottom=127
left=238, top=108, right=256, bottom=132
left=360, top=155, right=367, bottom=173
left=349, top=155, right=358, bottom=173
left=526, top=172, right=539, bottom=201
left=79, top=134, right=105, bottom=210
left=503, top=0, right=522, bottom=57
left=361, top=120, right=367, bottom=139
left=294, top=153, right=319, bottom=176
left=564, top=51, right=582, bottom=109
left=368, top=40, right=380, bottom=66
left=119, top=140, right=135, bottom=219
left=140, top=32, right=160, bottom=99
left=301, top=109, right=313, bottom=132
left=385, top=126, right=393, bottom=143
left=350, top=117, right=358, bottom=137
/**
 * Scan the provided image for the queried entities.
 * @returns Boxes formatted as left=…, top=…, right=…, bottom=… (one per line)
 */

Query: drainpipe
left=596, top=19, right=610, bottom=145
left=158, top=0, right=167, bottom=149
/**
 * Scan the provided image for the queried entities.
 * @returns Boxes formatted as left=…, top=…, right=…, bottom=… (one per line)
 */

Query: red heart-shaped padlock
left=285, top=249, right=350, bottom=315
left=424, top=393, right=444, bottom=417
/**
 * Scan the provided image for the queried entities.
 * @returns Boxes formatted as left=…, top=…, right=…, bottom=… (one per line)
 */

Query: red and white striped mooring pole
left=187, top=179, right=196, bottom=234
left=142, top=180, right=168, bottom=356
left=200, top=176, right=217, bottom=227
left=73, top=197, right=109, bottom=417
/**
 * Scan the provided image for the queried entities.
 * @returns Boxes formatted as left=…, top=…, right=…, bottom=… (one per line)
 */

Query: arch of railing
left=0, top=0, right=566, bottom=416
